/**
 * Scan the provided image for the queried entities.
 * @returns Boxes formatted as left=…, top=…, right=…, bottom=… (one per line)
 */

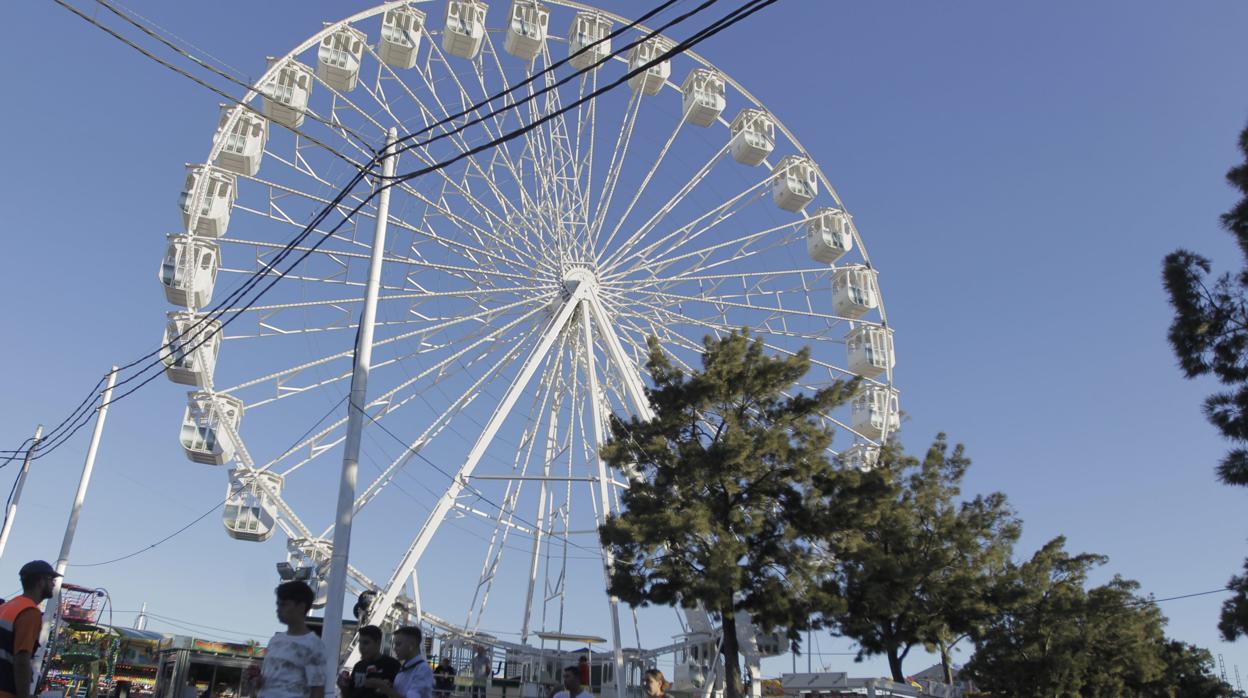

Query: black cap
left=18, top=560, right=61, bottom=578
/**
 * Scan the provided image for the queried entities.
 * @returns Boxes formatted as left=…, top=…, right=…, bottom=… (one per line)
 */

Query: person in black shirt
left=432, top=656, right=456, bottom=698
left=338, top=625, right=403, bottom=698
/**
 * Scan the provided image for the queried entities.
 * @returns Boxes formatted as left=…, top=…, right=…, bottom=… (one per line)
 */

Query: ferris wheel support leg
left=408, top=573, right=421, bottom=626
left=580, top=300, right=627, bottom=698
left=34, top=367, right=117, bottom=687
left=322, top=127, right=399, bottom=685
left=587, top=300, right=753, bottom=682
left=521, top=394, right=560, bottom=646
left=345, top=291, right=584, bottom=668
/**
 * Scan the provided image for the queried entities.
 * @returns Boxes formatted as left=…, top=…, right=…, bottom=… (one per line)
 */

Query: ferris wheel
left=157, top=0, right=897, bottom=690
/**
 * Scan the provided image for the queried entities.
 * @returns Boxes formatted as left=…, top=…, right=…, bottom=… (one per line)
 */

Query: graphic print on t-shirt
left=260, top=632, right=327, bottom=698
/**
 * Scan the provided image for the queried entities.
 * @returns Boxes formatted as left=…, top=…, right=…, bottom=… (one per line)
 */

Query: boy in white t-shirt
left=250, top=581, right=327, bottom=698
left=551, top=666, right=592, bottom=698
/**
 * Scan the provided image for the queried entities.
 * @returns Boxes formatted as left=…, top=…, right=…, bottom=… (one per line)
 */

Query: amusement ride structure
left=157, top=1, right=899, bottom=695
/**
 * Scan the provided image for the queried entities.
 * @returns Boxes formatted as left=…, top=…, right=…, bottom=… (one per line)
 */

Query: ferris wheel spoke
left=604, top=291, right=879, bottom=387
left=220, top=293, right=546, bottom=398
left=570, top=70, right=599, bottom=235
left=304, top=63, right=394, bottom=139
left=586, top=88, right=643, bottom=252
left=605, top=286, right=855, bottom=324
left=607, top=217, right=806, bottom=285
left=233, top=155, right=547, bottom=276
left=595, top=111, right=687, bottom=260
left=270, top=303, right=550, bottom=484
left=215, top=285, right=546, bottom=339
left=596, top=139, right=732, bottom=272
left=601, top=171, right=773, bottom=278
left=334, top=311, right=556, bottom=521
left=409, top=30, right=549, bottom=243
left=390, top=176, right=551, bottom=274
left=221, top=234, right=542, bottom=288
left=534, top=46, right=593, bottom=260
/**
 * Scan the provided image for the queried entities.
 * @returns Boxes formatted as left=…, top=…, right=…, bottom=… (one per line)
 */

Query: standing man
left=252, top=581, right=327, bottom=698
left=551, top=667, right=591, bottom=698
left=337, top=626, right=400, bottom=698
left=366, top=627, right=431, bottom=698
left=431, top=656, right=455, bottom=698
left=470, top=647, right=490, bottom=698
left=0, top=561, right=60, bottom=698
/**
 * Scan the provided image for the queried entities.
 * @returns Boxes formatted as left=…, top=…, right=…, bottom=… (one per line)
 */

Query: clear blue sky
left=3, top=0, right=1248, bottom=682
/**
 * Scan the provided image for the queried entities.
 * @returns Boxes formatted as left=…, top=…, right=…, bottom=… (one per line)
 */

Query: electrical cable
left=68, top=395, right=346, bottom=567
left=9, top=0, right=744, bottom=462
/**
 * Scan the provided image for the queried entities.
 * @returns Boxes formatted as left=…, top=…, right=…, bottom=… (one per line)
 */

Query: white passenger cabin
left=628, top=38, right=671, bottom=96
left=505, top=0, right=549, bottom=61
left=224, top=469, right=283, bottom=542
left=443, top=1, right=487, bottom=59
left=673, top=632, right=719, bottom=691
left=159, top=234, right=219, bottom=308
left=847, top=325, right=894, bottom=378
left=568, top=12, right=611, bottom=70
left=851, top=387, right=899, bottom=440
left=181, top=392, right=244, bottom=465
left=179, top=165, right=236, bottom=238
left=261, top=59, right=314, bottom=128
left=806, top=208, right=853, bottom=264
left=214, top=106, right=268, bottom=177
left=832, top=265, right=878, bottom=319
left=379, top=5, right=425, bottom=69
left=682, top=69, right=726, bottom=127
left=841, top=444, right=880, bottom=472
left=772, top=155, right=819, bottom=212
left=729, top=108, right=775, bottom=166
left=317, top=24, right=367, bottom=92
left=162, top=313, right=222, bottom=388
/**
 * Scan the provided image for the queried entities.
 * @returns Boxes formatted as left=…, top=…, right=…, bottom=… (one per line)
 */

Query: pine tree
left=598, top=331, right=876, bottom=698
left=1162, top=120, right=1248, bottom=639
left=820, top=435, right=1020, bottom=682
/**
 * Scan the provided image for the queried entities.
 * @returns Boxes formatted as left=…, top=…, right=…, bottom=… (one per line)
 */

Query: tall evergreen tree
left=1148, top=641, right=1242, bottom=698
left=819, top=435, right=1020, bottom=682
left=1162, top=119, right=1248, bottom=639
left=965, top=537, right=1170, bottom=697
left=598, top=331, right=876, bottom=698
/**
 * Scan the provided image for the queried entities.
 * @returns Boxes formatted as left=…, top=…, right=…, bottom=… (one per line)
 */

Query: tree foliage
left=1162, top=120, right=1248, bottom=639
left=966, top=537, right=1175, bottom=697
left=1148, top=641, right=1242, bottom=698
left=819, top=435, right=1020, bottom=682
left=598, top=331, right=878, bottom=698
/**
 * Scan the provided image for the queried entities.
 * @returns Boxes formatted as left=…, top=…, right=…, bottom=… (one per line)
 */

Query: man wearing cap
left=0, top=561, right=60, bottom=698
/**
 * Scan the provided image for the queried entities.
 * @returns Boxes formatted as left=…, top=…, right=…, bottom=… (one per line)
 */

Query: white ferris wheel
left=158, top=0, right=898, bottom=693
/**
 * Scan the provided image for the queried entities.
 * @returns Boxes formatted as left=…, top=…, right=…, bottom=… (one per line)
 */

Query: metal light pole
left=34, top=366, right=118, bottom=681
left=322, top=129, right=398, bottom=683
left=0, top=424, right=43, bottom=562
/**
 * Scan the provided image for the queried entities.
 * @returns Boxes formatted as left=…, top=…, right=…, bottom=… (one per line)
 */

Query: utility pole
left=321, top=129, right=398, bottom=684
left=33, top=367, right=117, bottom=683
left=0, top=424, right=43, bottom=562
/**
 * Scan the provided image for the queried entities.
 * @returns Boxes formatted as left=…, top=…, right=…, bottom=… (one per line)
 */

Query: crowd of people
left=0, top=564, right=675, bottom=698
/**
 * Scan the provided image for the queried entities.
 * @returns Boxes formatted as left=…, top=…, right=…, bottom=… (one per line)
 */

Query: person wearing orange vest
left=0, top=561, right=60, bottom=698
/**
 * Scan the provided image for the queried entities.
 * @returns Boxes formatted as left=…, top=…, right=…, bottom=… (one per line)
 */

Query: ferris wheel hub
left=561, top=266, right=598, bottom=297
